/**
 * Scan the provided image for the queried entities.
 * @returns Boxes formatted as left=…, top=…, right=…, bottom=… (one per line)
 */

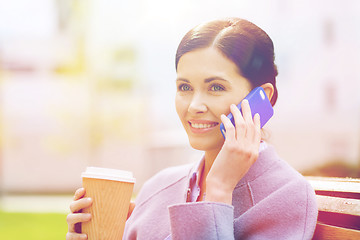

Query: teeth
left=191, top=123, right=217, bottom=129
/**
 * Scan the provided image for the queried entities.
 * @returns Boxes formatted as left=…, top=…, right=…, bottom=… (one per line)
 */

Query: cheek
left=175, top=95, right=188, bottom=120
left=211, top=99, right=233, bottom=118
left=217, top=92, right=250, bottom=117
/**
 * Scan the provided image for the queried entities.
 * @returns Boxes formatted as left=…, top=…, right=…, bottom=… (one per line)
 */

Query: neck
left=203, top=147, right=221, bottom=182
left=196, top=147, right=221, bottom=201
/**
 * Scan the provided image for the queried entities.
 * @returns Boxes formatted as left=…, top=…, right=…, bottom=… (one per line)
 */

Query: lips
left=188, top=120, right=219, bottom=133
left=190, top=122, right=218, bottom=129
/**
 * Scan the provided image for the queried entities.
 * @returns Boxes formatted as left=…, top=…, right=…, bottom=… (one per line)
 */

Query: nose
left=188, top=93, right=207, bottom=114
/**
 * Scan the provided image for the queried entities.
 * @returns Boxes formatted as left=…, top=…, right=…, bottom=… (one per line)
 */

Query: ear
left=260, top=83, right=274, bottom=102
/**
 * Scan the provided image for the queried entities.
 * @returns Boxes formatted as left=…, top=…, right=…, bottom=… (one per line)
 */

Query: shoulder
left=247, top=144, right=315, bottom=195
left=135, top=163, right=193, bottom=206
left=252, top=144, right=318, bottom=221
left=236, top=143, right=317, bottom=216
left=233, top=145, right=318, bottom=238
left=243, top=144, right=310, bottom=185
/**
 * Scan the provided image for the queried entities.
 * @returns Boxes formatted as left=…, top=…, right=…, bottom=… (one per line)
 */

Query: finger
left=230, top=104, right=246, bottom=139
left=249, top=113, right=262, bottom=158
left=243, top=112, right=261, bottom=147
left=70, top=197, right=93, bottom=213
left=253, top=113, right=261, bottom=143
left=66, top=232, right=88, bottom=240
left=221, top=114, right=236, bottom=142
left=67, top=213, right=91, bottom=232
left=74, top=188, right=86, bottom=201
left=127, top=202, right=136, bottom=220
left=241, top=99, right=253, bottom=124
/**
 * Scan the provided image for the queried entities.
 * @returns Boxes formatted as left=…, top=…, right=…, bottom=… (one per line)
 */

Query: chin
left=188, top=138, right=224, bottom=152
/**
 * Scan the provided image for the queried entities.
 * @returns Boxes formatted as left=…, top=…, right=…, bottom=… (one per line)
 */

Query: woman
left=66, top=18, right=318, bottom=240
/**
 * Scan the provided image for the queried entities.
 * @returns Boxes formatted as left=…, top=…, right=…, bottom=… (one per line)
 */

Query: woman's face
left=175, top=47, right=252, bottom=152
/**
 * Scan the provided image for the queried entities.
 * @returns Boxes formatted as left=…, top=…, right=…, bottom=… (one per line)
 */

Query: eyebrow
left=176, top=78, right=190, bottom=83
left=176, top=76, right=229, bottom=83
left=204, top=77, right=229, bottom=83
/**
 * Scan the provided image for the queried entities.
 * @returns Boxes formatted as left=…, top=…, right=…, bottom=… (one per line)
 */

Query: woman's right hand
left=66, top=188, right=93, bottom=240
left=206, top=100, right=261, bottom=205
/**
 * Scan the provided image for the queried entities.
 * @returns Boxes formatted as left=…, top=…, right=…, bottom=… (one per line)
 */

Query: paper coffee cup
left=81, top=167, right=135, bottom=240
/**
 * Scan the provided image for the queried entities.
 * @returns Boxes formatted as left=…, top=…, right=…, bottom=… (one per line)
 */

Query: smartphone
left=220, top=87, right=274, bottom=139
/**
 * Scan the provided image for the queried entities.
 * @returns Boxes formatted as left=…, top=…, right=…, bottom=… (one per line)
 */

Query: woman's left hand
left=206, top=99, right=261, bottom=204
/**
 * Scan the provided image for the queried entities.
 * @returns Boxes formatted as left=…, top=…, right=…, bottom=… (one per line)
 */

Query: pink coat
left=123, top=145, right=318, bottom=240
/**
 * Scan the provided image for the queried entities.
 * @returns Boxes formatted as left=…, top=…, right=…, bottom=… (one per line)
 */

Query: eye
left=178, top=83, right=192, bottom=92
left=210, top=84, right=225, bottom=92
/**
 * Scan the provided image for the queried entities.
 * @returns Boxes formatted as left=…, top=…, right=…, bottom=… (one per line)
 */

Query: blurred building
left=0, top=0, right=359, bottom=195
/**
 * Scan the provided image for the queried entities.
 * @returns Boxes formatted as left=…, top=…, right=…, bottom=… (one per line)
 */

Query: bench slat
left=306, top=177, right=360, bottom=240
left=316, top=195, right=360, bottom=216
left=306, top=177, right=360, bottom=193
left=313, top=222, right=360, bottom=240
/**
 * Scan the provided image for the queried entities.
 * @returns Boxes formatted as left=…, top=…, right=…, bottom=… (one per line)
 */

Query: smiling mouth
left=189, top=122, right=219, bottom=129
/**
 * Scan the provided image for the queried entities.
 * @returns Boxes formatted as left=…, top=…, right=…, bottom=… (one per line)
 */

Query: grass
left=0, top=210, right=68, bottom=240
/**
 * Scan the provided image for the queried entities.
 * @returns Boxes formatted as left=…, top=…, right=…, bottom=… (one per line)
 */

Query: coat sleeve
left=168, top=202, right=235, bottom=240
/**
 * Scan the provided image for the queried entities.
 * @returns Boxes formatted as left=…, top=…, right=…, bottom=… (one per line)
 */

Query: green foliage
left=0, top=210, right=67, bottom=240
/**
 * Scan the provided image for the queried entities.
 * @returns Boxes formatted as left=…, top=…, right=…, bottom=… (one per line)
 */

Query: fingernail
left=80, top=233, right=88, bottom=240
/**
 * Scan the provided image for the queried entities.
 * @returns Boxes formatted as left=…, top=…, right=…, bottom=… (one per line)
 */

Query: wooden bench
left=305, top=176, right=360, bottom=240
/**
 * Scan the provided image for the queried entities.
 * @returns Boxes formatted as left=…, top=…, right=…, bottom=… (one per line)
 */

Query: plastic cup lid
left=81, top=167, right=135, bottom=183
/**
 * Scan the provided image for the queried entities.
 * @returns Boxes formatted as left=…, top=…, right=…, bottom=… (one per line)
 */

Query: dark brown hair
left=175, top=18, right=278, bottom=106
